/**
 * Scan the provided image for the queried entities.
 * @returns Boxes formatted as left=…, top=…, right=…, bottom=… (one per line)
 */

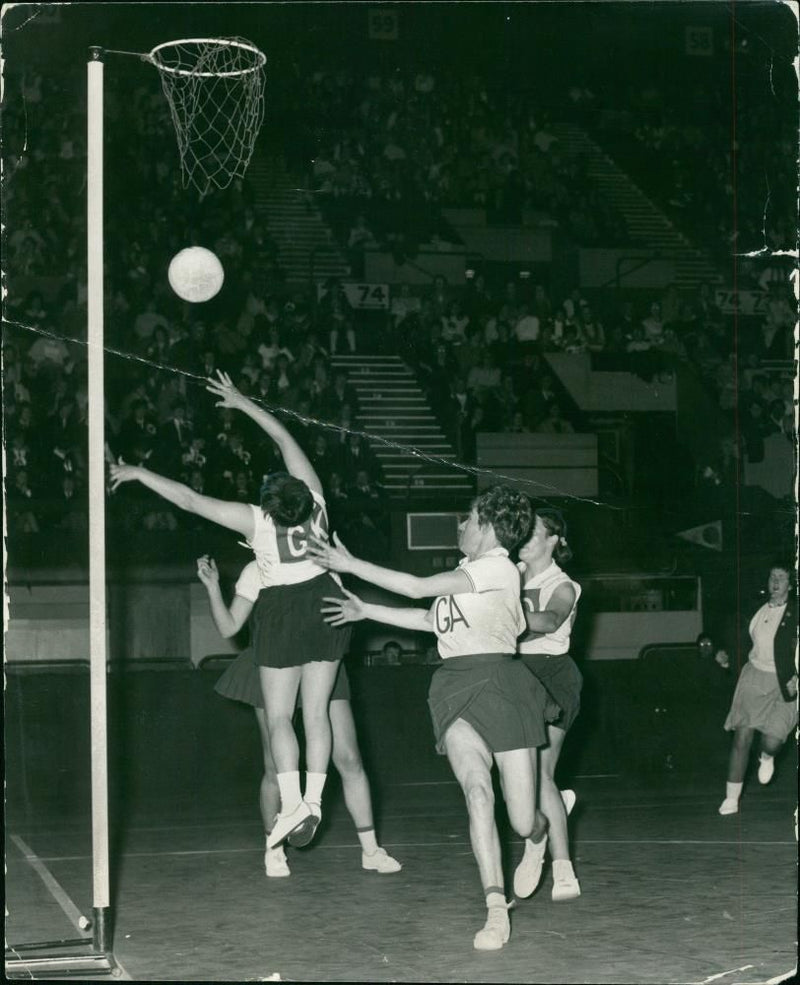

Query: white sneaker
left=757, top=754, right=775, bottom=785
left=552, top=865, right=581, bottom=902
left=718, top=797, right=739, bottom=815
left=267, top=801, right=313, bottom=849
left=264, top=844, right=290, bottom=878
left=561, top=789, right=577, bottom=816
left=287, top=800, right=321, bottom=848
left=362, top=847, right=402, bottom=873
left=513, top=832, right=547, bottom=899
left=473, top=903, right=511, bottom=951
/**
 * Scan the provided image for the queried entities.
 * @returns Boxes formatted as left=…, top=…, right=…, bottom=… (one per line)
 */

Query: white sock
left=759, top=752, right=774, bottom=766
left=552, top=859, right=575, bottom=881
left=357, top=827, right=379, bottom=854
left=725, top=781, right=743, bottom=803
left=485, top=890, right=506, bottom=909
left=277, top=771, right=302, bottom=813
left=304, top=771, right=327, bottom=806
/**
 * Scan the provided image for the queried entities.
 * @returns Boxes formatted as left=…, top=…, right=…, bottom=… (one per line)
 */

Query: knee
left=462, top=772, right=494, bottom=815
left=332, top=746, right=364, bottom=778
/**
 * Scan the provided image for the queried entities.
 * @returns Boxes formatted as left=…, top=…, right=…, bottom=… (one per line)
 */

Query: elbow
left=407, top=579, right=428, bottom=600
left=180, top=489, right=202, bottom=514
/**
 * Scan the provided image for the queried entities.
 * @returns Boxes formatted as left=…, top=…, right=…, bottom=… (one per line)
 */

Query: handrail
left=196, top=653, right=237, bottom=669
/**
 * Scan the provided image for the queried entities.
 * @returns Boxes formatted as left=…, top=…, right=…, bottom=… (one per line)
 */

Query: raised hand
left=320, top=587, right=366, bottom=626
left=108, top=457, right=140, bottom=491
left=308, top=531, right=354, bottom=573
left=205, top=369, right=248, bottom=411
left=196, top=555, right=219, bottom=588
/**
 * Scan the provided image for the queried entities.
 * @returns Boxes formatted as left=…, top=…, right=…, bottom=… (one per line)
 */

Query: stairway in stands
left=554, top=123, right=723, bottom=290
left=249, top=154, right=350, bottom=287
left=330, top=355, right=474, bottom=502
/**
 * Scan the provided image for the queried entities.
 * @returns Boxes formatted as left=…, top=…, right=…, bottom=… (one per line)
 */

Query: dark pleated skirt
left=214, top=647, right=352, bottom=708
left=250, top=573, right=352, bottom=668
left=519, top=653, right=582, bottom=732
left=427, top=653, right=561, bottom=755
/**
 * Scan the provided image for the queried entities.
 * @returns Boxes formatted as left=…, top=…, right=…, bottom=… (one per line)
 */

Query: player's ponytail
left=536, top=508, right=573, bottom=564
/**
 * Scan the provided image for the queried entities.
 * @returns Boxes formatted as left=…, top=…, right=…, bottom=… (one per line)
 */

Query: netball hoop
left=5, top=38, right=266, bottom=980
left=149, top=37, right=266, bottom=195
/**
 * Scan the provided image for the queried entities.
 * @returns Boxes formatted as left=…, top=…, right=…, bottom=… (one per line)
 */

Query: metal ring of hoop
left=149, top=38, right=266, bottom=79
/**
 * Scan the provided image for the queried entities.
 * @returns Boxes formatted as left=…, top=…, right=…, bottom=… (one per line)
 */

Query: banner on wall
left=676, top=521, right=723, bottom=552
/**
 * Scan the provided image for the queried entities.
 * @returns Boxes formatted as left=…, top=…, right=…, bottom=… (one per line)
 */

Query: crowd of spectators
left=389, top=270, right=795, bottom=474
left=595, top=81, right=796, bottom=260
left=4, top=61, right=794, bottom=547
left=285, top=67, right=630, bottom=268
left=3, top=67, right=385, bottom=544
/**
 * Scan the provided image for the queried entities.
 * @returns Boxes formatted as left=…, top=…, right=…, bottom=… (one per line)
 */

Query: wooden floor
left=5, top=764, right=798, bottom=983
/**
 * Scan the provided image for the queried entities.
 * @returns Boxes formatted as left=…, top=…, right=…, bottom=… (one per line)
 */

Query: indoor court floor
left=5, top=768, right=797, bottom=983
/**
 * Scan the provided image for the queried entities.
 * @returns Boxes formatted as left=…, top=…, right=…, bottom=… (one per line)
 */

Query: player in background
left=513, top=508, right=582, bottom=903
left=196, top=553, right=401, bottom=877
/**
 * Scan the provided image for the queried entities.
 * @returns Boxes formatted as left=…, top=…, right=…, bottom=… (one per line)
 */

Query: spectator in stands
left=324, top=369, right=360, bottom=420
left=8, top=468, right=40, bottom=534
left=641, top=301, right=664, bottom=345
left=308, top=433, right=337, bottom=486
left=514, top=303, right=540, bottom=348
left=327, top=293, right=356, bottom=356
left=145, top=324, right=172, bottom=365
left=441, top=300, right=470, bottom=346
left=467, top=349, right=501, bottom=399
left=134, top=298, right=169, bottom=345
left=346, top=213, right=376, bottom=278
left=156, top=400, right=192, bottom=475
left=535, top=402, right=575, bottom=434
left=579, top=303, right=606, bottom=352
left=340, top=433, right=379, bottom=484
left=118, top=399, right=156, bottom=461
left=505, top=410, right=531, bottom=434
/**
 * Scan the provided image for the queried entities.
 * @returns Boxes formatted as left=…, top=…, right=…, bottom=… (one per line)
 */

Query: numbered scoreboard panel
left=317, top=282, right=390, bottom=310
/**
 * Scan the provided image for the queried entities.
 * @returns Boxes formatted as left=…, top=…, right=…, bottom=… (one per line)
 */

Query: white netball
left=168, top=246, right=225, bottom=303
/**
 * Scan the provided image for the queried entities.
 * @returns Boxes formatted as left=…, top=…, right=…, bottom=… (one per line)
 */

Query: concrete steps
left=249, top=155, right=350, bottom=286
left=554, top=124, right=723, bottom=290
left=330, top=355, right=474, bottom=500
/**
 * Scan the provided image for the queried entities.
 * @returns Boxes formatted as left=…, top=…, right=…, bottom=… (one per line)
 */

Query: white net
left=149, top=37, right=266, bottom=195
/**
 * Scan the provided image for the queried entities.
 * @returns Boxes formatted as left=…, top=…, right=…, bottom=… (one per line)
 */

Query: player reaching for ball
left=196, top=554, right=401, bottom=877
left=309, top=486, right=555, bottom=953
left=109, top=370, right=349, bottom=850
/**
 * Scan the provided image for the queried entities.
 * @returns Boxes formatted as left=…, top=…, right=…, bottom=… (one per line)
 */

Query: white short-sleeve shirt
left=429, top=548, right=525, bottom=660
left=246, top=488, right=330, bottom=587
left=234, top=560, right=262, bottom=603
left=518, top=561, right=581, bottom=656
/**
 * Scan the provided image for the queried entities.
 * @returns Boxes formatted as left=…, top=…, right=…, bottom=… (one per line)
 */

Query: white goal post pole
left=87, top=46, right=111, bottom=950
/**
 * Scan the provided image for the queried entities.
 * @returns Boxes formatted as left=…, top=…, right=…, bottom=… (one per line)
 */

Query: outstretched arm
left=196, top=556, right=254, bottom=638
left=206, top=370, right=322, bottom=496
left=309, top=533, right=472, bottom=600
left=110, top=460, right=254, bottom=538
left=321, top=588, right=432, bottom=633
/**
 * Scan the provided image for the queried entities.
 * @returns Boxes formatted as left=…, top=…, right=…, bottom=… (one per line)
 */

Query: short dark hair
left=474, top=485, right=532, bottom=551
left=260, top=472, right=314, bottom=527
left=769, top=560, right=795, bottom=586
